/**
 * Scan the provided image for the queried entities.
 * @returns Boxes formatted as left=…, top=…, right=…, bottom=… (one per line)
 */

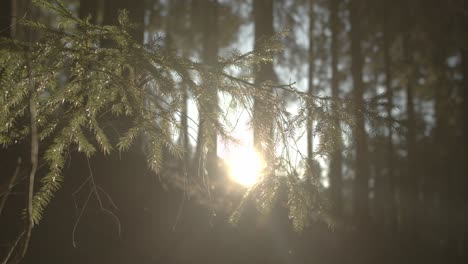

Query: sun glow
left=226, top=146, right=265, bottom=187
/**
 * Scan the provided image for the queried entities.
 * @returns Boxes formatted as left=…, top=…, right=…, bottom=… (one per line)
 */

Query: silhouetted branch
left=21, top=41, right=39, bottom=259
left=0, top=158, right=21, bottom=217
left=1, top=231, right=25, bottom=264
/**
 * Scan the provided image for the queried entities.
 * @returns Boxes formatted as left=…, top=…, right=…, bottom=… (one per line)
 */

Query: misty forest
left=1, top=0, right=468, bottom=263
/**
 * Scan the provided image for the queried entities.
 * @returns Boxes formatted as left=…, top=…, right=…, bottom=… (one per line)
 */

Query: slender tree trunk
left=461, top=0, right=468, bottom=254
left=382, top=0, right=397, bottom=235
left=0, top=0, right=12, bottom=38
left=176, top=1, right=190, bottom=166
left=181, top=84, right=189, bottom=166
left=10, top=0, right=32, bottom=40
left=369, top=42, right=384, bottom=230
left=203, top=0, right=219, bottom=177
left=401, top=24, right=419, bottom=243
left=170, top=1, right=189, bottom=167
left=253, top=0, right=276, bottom=161
left=432, top=30, right=455, bottom=255
left=0, top=6, right=24, bottom=252
left=349, top=0, right=370, bottom=226
left=463, top=1, right=468, bottom=167
left=193, top=0, right=204, bottom=170
left=307, top=0, right=314, bottom=172
left=194, top=0, right=219, bottom=177
left=0, top=0, right=13, bottom=169
left=329, top=0, right=343, bottom=216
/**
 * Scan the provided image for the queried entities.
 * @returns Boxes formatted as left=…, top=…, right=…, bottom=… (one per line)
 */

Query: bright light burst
left=226, top=146, right=265, bottom=187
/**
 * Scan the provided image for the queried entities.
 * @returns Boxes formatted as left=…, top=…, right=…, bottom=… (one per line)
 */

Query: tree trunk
left=253, top=0, right=276, bottom=161
left=194, top=0, right=219, bottom=177
left=329, top=0, right=343, bottom=216
left=461, top=0, right=468, bottom=255
left=193, top=0, right=204, bottom=171
left=349, top=0, right=370, bottom=226
left=203, top=0, right=219, bottom=177
left=176, top=2, right=190, bottom=167
left=382, top=0, right=397, bottom=235
left=10, top=0, right=32, bottom=40
left=181, top=84, right=189, bottom=166
left=463, top=1, right=468, bottom=166
left=0, top=0, right=12, bottom=38
left=400, top=20, right=419, bottom=243
left=432, top=20, right=455, bottom=255
left=306, top=0, right=314, bottom=172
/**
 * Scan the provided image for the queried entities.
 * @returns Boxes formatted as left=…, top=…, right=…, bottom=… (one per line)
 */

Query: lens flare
left=226, top=147, right=265, bottom=187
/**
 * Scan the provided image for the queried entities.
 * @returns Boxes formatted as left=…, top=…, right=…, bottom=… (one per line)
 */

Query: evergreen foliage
left=0, top=0, right=332, bottom=230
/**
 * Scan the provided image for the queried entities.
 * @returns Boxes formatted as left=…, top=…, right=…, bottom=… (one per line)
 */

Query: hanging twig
left=0, top=158, right=21, bottom=217
left=86, top=158, right=121, bottom=237
left=1, top=231, right=25, bottom=264
left=21, top=26, right=39, bottom=258
left=72, top=188, right=93, bottom=248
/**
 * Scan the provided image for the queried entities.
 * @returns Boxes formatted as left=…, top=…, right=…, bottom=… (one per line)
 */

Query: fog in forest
left=1, top=0, right=468, bottom=263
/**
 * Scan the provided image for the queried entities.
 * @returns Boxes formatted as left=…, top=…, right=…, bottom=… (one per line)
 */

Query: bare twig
left=71, top=159, right=121, bottom=248
left=0, top=158, right=22, bottom=217
left=86, top=158, right=121, bottom=237
left=96, top=186, right=118, bottom=210
left=72, top=176, right=91, bottom=197
left=72, top=188, right=93, bottom=248
left=0, top=174, right=29, bottom=198
left=21, top=25, right=39, bottom=257
left=171, top=175, right=187, bottom=232
left=1, top=231, right=25, bottom=264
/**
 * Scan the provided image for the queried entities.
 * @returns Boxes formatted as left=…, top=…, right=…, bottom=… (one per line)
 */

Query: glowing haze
left=226, top=146, right=265, bottom=187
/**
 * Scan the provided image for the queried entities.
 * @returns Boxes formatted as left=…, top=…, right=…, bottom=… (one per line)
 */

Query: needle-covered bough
left=0, top=0, right=336, bottom=261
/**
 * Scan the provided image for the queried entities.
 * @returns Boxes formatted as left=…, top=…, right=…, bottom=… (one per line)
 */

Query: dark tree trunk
left=10, top=0, right=30, bottom=40
left=307, top=0, right=315, bottom=171
left=181, top=84, right=189, bottom=166
left=193, top=0, right=219, bottom=177
left=431, top=20, right=455, bottom=254
left=0, top=0, right=12, bottom=38
left=382, top=0, right=397, bottom=235
left=202, top=0, right=219, bottom=177
left=461, top=0, right=468, bottom=255
left=349, top=0, right=370, bottom=226
left=401, top=27, right=418, bottom=242
left=172, top=1, right=190, bottom=167
left=329, top=0, right=343, bottom=216
left=253, top=0, right=276, bottom=161
left=0, top=1, right=24, bottom=253
left=463, top=1, right=468, bottom=163
left=193, top=0, right=204, bottom=170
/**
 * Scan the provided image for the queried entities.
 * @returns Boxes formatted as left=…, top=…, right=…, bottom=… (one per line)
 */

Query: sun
left=226, top=146, right=265, bottom=187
